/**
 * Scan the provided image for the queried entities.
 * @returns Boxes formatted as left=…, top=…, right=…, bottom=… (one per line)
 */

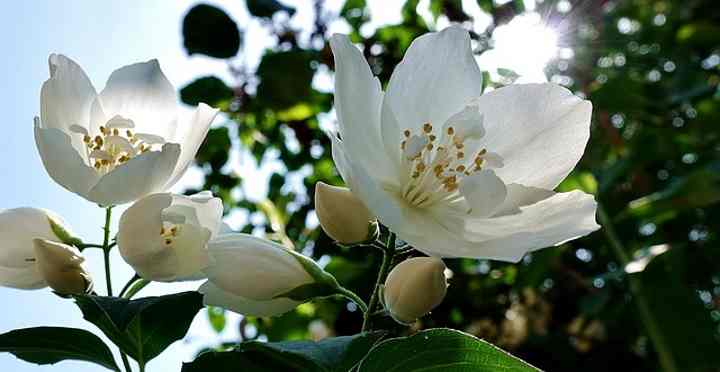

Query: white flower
left=35, top=54, right=219, bottom=206
left=329, top=27, right=600, bottom=262
left=314, top=181, right=375, bottom=244
left=0, top=208, right=74, bottom=289
left=117, top=191, right=223, bottom=282
left=200, top=234, right=335, bottom=317
left=383, top=257, right=448, bottom=324
left=33, top=239, right=92, bottom=295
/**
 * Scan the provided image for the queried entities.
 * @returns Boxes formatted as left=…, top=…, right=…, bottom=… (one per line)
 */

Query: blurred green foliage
left=180, top=0, right=720, bottom=371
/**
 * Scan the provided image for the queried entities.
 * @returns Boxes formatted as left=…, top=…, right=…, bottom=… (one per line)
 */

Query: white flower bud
left=32, top=239, right=92, bottom=295
left=118, top=191, right=223, bottom=282
left=383, top=257, right=448, bottom=324
left=314, top=182, right=375, bottom=244
left=200, top=233, right=338, bottom=317
left=0, top=208, right=75, bottom=289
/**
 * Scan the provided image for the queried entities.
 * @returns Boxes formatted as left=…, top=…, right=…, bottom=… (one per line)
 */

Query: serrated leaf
left=73, top=291, right=203, bottom=366
left=182, top=332, right=384, bottom=372
left=357, top=328, right=540, bottom=371
left=0, top=327, right=119, bottom=371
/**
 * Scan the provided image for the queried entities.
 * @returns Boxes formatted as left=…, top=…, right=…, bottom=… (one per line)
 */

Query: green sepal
left=273, top=282, right=341, bottom=302
left=48, top=217, right=83, bottom=247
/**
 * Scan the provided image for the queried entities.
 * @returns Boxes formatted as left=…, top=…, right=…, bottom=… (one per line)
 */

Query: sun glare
left=479, top=12, right=559, bottom=83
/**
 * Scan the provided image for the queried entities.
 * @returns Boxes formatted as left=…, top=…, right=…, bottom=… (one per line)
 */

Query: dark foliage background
left=180, top=1, right=720, bottom=371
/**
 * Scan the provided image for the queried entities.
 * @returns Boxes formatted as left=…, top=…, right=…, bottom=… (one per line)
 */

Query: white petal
left=105, top=115, right=135, bottom=128
left=40, top=54, right=96, bottom=135
left=118, top=193, right=212, bottom=281
left=492, top=183, right=554, bottom=217
left=34, top=124, right=101, bottom=200
left=329, top=35, right=395, bottom=183
left=205, top=234, right=313, bottom=301
left=134, top=133, right=166, bottom=145
left=443, top=105, right=485, bottom=140
left=96, top=59, right=178, bottom=138
left=164, top=103, right=218, bottom=189
left=200, top=281, right=301, bottom=317
left=87, top=143, right=180, bottom=206
left=0, top=266, right=45, bottom=289
left=459, top=169, right=507, bottom=218
left=385, top=26, right=483, bottom=134
left=329, top=131, right=357, bottom=190
left=380, top=97, right=403, bottom=172
left=474, top=83, right=593, bottom=189
left=168, top=192, right=223, bottom=238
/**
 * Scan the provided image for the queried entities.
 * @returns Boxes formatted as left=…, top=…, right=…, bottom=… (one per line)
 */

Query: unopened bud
left=383, top=257, right=448, bottom=324
left=314, top=182, right=374, bottom=244
left=32, top=239, right=92, bottom=295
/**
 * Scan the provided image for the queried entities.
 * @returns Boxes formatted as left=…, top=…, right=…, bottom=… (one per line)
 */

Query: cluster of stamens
left=77, top=117, right=163, bottom=174
left=399, top=122, right=489, bottom=207
left=160, top=224, right=180, bottom=246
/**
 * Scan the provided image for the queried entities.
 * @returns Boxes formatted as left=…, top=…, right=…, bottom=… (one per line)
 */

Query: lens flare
left=479, top=12, right=560, bottom=83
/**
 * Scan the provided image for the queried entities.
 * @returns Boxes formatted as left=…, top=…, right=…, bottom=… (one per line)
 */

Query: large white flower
left=35, top=54, right=219, bottom=206
left=329, top=27, right=600, bottom=262
left=117, top=191, right=223, bottom=282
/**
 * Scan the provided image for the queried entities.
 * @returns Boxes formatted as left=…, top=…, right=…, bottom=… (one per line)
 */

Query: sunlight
left=478, top=12, right=559, bottom=83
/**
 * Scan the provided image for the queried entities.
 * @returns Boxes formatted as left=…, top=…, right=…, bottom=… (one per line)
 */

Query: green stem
left=336, top=287, right=368, bottom=313
left=102, top=207, right=114, bottom=296
left=362, top=233, right=396, bottom=332
left=120, top=353, right=132, bottom=372
left=597, top=205, right=677, bottom=372
left=122, top=278, right=151, bottom=299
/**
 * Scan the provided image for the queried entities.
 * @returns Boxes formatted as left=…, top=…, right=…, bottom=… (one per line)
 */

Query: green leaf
left=256, top=50, right=317, bottom=110
left=622, top=169, right=720, bottom=220
left=0, top=327, right=120, bottom=371
left=180, top=76, right=234, bottom=107
left=246, top=0, right=296, bottom=18
left=357, top=328, right=540, bottom=371
left=183, top=4, right=241, bottom=58
left=636, top=247, right=720, bottom=370
left=73, top=291, right=203, bottom=366
left=182, top=332, right=384, bottom=372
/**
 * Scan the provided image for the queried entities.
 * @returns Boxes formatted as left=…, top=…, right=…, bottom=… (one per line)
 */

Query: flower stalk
left=362, top=232, right=396, bottom=332
left=102, top=206, right=113, bottom=296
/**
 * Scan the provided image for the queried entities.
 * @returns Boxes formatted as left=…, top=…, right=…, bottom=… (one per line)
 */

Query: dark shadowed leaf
left=246, top=0, right=296, bottom=18
left=180, top=76, right=234, bottom=107
left=73, top=291, right=203, bottom=367
left=357, top=328, right=540, bottom=371
left=0, top=327, right=119, bottom=371
left=182, top=332, right=384, bottom=372
left=256, top=50, right=317, bottom=110
left=183, top=4, right=241, bottom=58
left=636, top=247, right=720, bottom=371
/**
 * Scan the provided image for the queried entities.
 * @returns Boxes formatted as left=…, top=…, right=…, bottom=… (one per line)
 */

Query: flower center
left=72, top=115, right=166, bottom=175
left=160, top=223, right=181, bottom=246
left=399, top=123, right=489, bottom=209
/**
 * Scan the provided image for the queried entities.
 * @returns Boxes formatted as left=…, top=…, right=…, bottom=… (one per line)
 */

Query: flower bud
left=200, top=233, right=339, bottom=317
left=118, top=191, right=223, bottom=282
left=314, top=182, right=374, bottom=244
left=0, top=207, right=75, bottom=289
left=383, top=257, right=448, bottom=324
left=32, top=239, right=92, bottom=295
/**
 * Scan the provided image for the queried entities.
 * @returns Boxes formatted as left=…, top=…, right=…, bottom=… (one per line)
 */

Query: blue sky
left=0, top=1, right=551, bottom=370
